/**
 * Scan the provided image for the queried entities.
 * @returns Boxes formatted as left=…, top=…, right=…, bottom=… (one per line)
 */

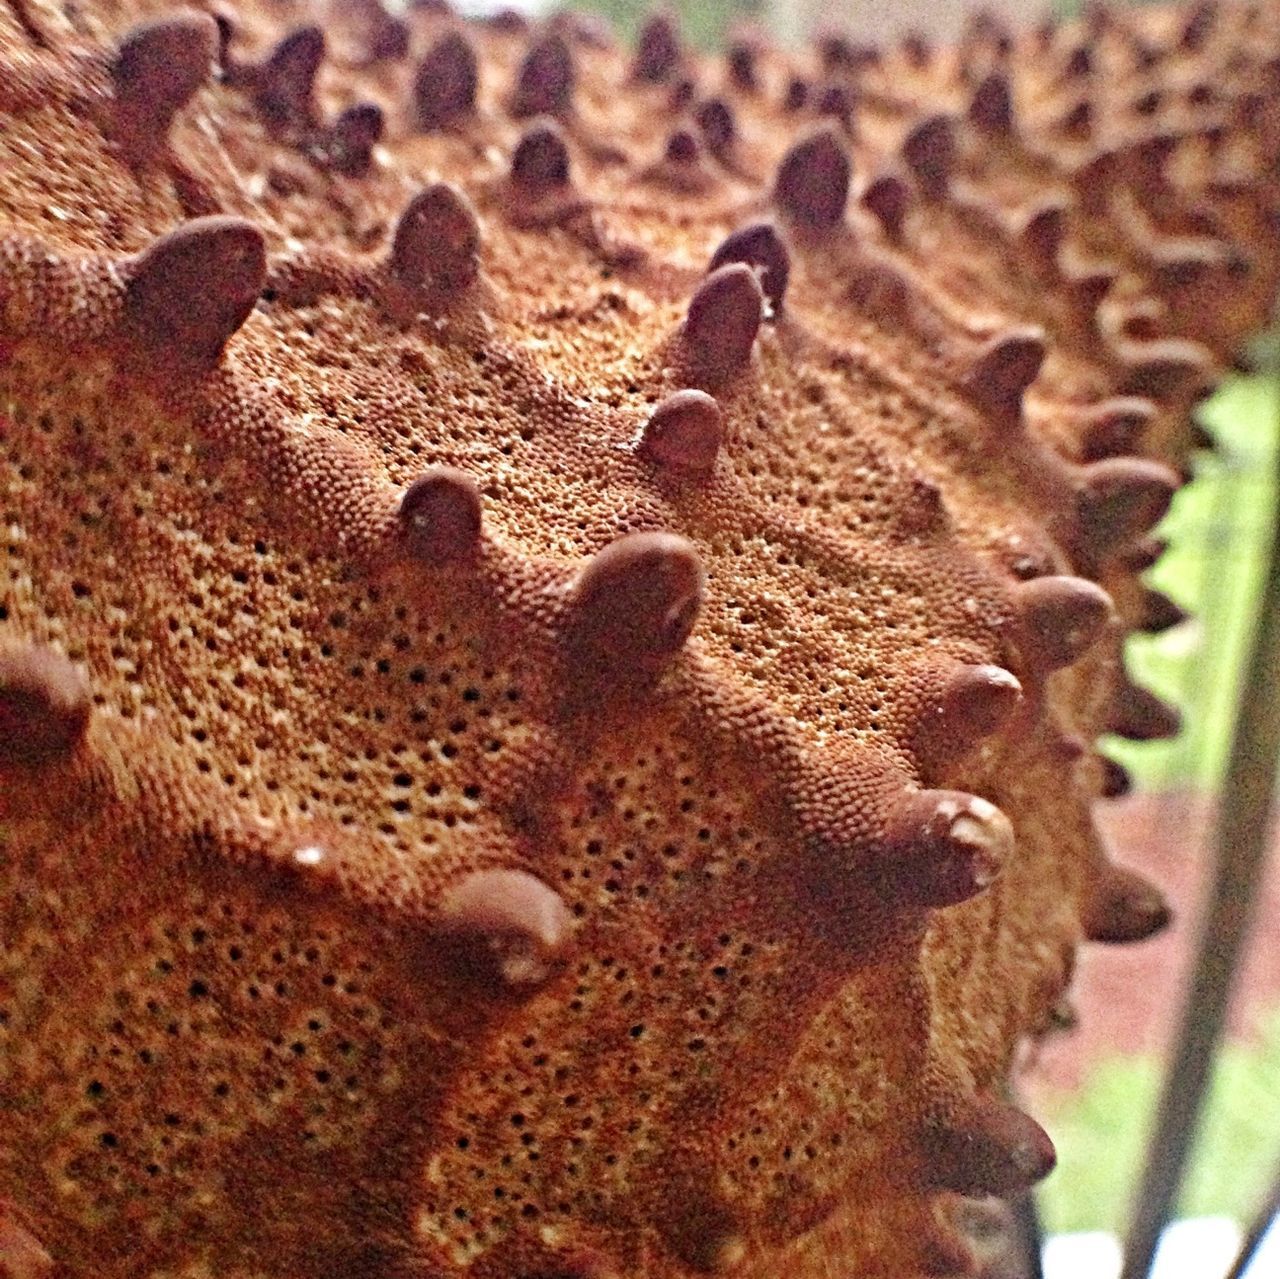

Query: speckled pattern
left=0, top=2, right=1277, bottom=1276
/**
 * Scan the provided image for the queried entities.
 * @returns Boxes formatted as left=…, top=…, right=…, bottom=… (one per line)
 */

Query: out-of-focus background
left=459, top=0, right=1280, bottom=1274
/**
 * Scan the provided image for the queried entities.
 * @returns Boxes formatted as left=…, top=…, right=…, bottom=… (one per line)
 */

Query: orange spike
left=1139, top=588, right=1189, bottom=634
left=923, top=1095, right=1057, bottom=1196
left=568, top=532, right=704, bottom=676
left=398, top=468, right=483, bottom=565
left=1109, top=679, right=1181, bottom=741
left=0, top=642, right=91, bottom=768
left=123, top=217, right=265, bottom=371
left=389, top=183, right=481, bottom=296
left=1076, top=458, right=1179, bottom=553
left=968, top=71, right=1013, bottom=135
left=1019, top=203, right=1066, bottom=270
left=256, top=25, right=324, bottom=127
left=861, top=173, right=911, bottom=241
left=1099, top=755, right=1132, bottom=799
left=696, top=98, right=736, bottom=161
left=322, top=101, right=384, bottom=177
left=681, top=264, right=764, bottom=385
left=1014, top=576, right=1113, bottom=671
left=111, top=12, right=216, bottom=161
left=413, top=31, right=479, bottom=131
left=707, top=223, right=789, bottom=315
left=661, top=1191, right=747, bottom=1273
left=632, top=11, right=681, bottom=83
left=512, top=32, right=575, bottom=117
left=1083, top=863, right=1172, bottom=943
left=436, top=868, right=572, bottom=987
left=914, top=664, right=1023, bottom=763
left=901, top=114, right=954, bottom=199
left=638, top=390, right=723, bottom=475
left=879, top=790, right=1013, bottom=908
left=774, top=128, right=851, bottom=229
left=1078, top=398, right=1158, bottom=461
left=511, top=119, right=572, bottom=192
left=961, top=329, right=1046, bottom=425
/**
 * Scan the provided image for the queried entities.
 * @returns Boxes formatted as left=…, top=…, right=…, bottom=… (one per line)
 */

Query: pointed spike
left=1078, top=398, right=1158, bottom=461
left=915, top=665, right=1023, bottom=763
left=1118, top=536, right=1167, bottom=573
left=512, top=32, right=575, bottom=118
left=961, top=329, right=1046, bottom=424
left=124, top=217, right=265, bottom=371
left=111, top=12, right=217, bottom=159
left=1076, top=458, right=1179, bottom=551
left=398, top=467, right=482, bottom=564
left=667, top=76, right=695, bottom=113
left=695, top=97, right=736, bottom=160
left=1063, top=45, right=1093, bottom=79
left=637, top=390, right=723, bottom=475
left=816, top=83, right=855, bottom=130
left=726, top=41, right=758, bottom=93
left=632, top=11, right=680, bottom=83
left=817, top=32, right=878, bottom=74
left=1019, top=203, right=1066, bottom=269
left=681, top=264, right=763, bottom=385
left=1099, top=755, right=1132, bottom=799
left=783, top=76, right=808, bottom=112
left=773, top=128, right=851, bottom=230
left=662, top=1191, right=747, bottom=1273
left=1014, top=575, right=1114, bottom=671
left=1083, top=863, right=1172, bottom=942
left=389, top=183, right=481, bottom=296
left=436, top=868, right=572, bottom=987
left=1180, top=0, right=1216, bottom=51
left=1134, top=89, right=1162, bottom=117
left=0, top=643, right=91, bottom=768
left=968, top=71, right=1013, bottom=135
left=902, top=31, right=932, bottom=69
left=707, top=222, right=789, bottom=315
left=510, top=119, right=571, bottom=192
left=923, top=1095, right=1057, bottom=1197
left=664, top=128, right=700, bottom=165
left=258, top=24, right=324, bottom=126
left=323, top=101, right=384, bottom=177
left=413, top=31, right=478, bottom=131
left=1059, top=99, right=1094, bottom=140
left=1110, top=679, right=1181, bottom=741
left=1120, top=341, right=1216, bottom=399
left=861, top=173, right=911, bottom=241
left=901, top=114, right=954, bottom=200
left=1139, top=588, right=1189, bottom=634
left=569, top=532, right=705, bottom=675
left=367, top=7, right=410, bottom=61
left=880, top=790, right=1013, bottom=907
left=1067, top=266, right=1116, bottom=317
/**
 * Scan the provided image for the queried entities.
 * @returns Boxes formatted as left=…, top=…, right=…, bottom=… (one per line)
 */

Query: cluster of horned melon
left=0, top=0, right=1277, bottom=1275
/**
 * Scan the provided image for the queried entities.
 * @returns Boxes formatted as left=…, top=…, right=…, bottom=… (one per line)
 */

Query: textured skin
left=1, top=1, right=1278, bottom=1276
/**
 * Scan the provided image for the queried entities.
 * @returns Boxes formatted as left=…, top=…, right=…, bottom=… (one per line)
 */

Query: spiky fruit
left=1, top=2, right=1275, bottom=1277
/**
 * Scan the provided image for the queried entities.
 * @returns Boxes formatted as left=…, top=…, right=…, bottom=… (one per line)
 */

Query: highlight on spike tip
left=879, top=790, right=1014, bottom=908
left=681, top=264, right=764, bottom=385
left=389, top=183, right=481, bottom=297
left=922, top=1095, right=1057, bottom=1198
left=123, top=217, right=266, bottom=371
left=398, top=468, right=483, bottom=565
left=637, top=390, right=724, bottom=476
left=435, top=868, right=572, bottom=987
left=568, top=531, right=705, bottom=676
left=773, top=128, right=851, bottom=229
left=1013, top=575, right=1113, bottom=672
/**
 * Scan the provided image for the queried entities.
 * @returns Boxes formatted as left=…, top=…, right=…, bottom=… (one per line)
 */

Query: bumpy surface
left=1, top=1, right=1278, bottom=1275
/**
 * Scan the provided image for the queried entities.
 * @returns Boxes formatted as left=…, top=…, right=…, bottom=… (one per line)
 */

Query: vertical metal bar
left=1223, top=1162, right=1280, bottom=1279
left=1119, top=381, right=1280, bottom=1279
